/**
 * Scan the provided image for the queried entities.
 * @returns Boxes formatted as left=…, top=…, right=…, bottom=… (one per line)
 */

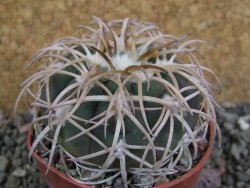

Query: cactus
left=15, top=17, right=221, bottom=187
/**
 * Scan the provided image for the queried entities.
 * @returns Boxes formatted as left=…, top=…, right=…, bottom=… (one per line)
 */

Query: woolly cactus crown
left=15, top=17, right=221, bottom=187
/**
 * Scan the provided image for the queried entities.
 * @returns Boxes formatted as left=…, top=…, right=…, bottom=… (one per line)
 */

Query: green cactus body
left=58, top=85, right=104, bottom=158
left=41, top=59, right=201, bottom=168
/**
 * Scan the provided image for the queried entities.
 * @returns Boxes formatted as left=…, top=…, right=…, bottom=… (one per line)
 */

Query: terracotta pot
left=27, top=124, right=215, bottom=188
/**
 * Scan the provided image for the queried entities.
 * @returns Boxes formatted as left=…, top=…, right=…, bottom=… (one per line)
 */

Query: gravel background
left=0, top=102, right=250, bottom=188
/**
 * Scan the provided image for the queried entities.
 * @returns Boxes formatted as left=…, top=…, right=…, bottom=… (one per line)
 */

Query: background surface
left=1, top=0, right=250, bottom=112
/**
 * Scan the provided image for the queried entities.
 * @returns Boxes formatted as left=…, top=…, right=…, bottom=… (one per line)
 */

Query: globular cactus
left=15, top=17, right=220, bottom=187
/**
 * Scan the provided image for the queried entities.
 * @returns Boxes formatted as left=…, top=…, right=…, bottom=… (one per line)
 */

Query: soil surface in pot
left=0, top=101, right=250, bottom=188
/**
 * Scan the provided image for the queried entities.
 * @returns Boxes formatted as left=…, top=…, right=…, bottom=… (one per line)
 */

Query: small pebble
left=4, top=175, right=21, bottom=188
left=3, top=136, right=13, bottom=147
left=0, top=172, right=7, bottom=184
left=246, top=168, right=250, bottom=176
left=14, top=146, right=21, bottom=158
left=230, top=144, right=240, bottom=161
left=237, top=115, right=250, bottom=130
left=0, top=156, right=9, bottom=172
left=12, top=168, right=26, bottom=177
left=17, top=135, right=27, bottom=145
left=12, top=159, right=22, bottom=168
left=222, top=122, right=234, bottom=133
left=236, top=181, right=245, bottom=188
